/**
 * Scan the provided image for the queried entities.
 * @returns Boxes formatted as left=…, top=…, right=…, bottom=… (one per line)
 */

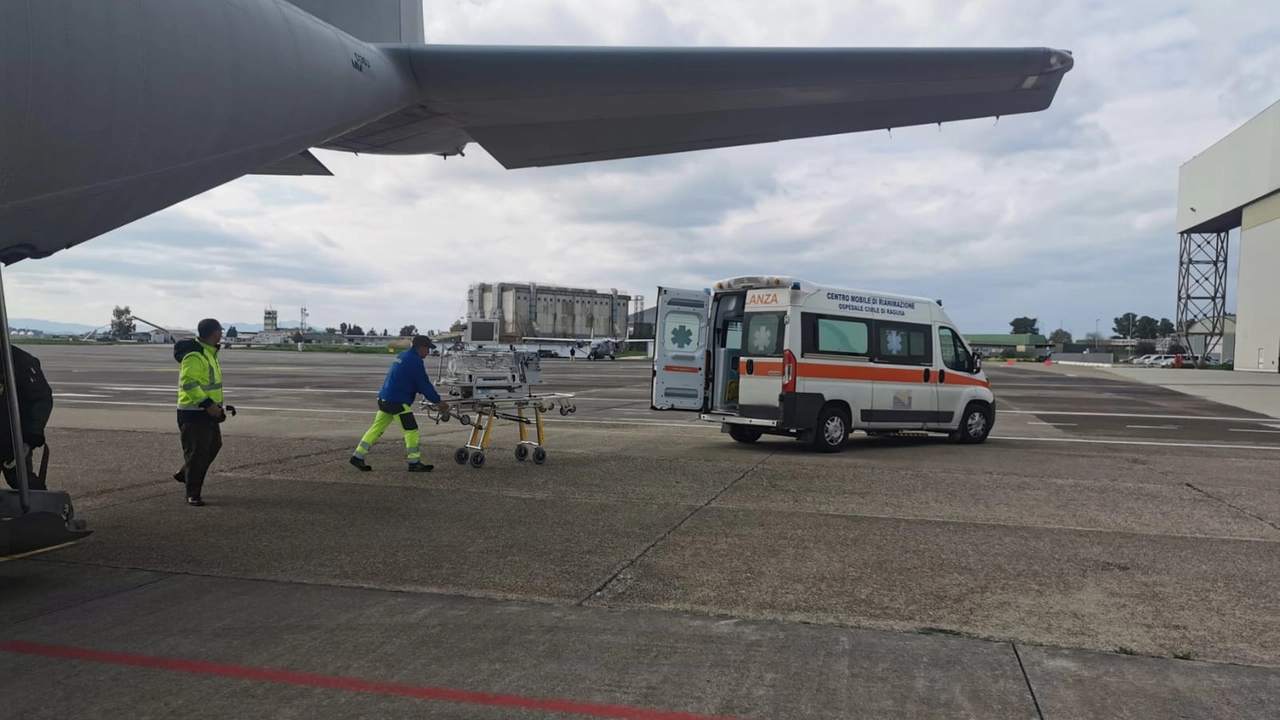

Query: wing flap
left=394, top=45, right=1073, bottom=168
left=251, top=150, right=334, bottom=176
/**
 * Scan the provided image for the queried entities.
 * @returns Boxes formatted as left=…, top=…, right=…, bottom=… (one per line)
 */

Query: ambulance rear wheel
left=812, top=405, right=848, bottom=453
left=454, top=448, right=470, bottom=464
left=729, top=426, right=762, bottom=444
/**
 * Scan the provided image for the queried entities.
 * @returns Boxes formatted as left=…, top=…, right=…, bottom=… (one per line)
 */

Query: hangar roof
left=1176, top=99, right=1280, bottom=234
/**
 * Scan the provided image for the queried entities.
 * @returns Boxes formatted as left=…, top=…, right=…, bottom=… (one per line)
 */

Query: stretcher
left=420, top=347, right=576, bottom=469
left=422, top=393, right=576, bottom=468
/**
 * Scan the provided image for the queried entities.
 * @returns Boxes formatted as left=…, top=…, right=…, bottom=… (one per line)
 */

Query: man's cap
left=412, top=335, right=436, bottom=349
left=197, top=318, right=223, bottom=338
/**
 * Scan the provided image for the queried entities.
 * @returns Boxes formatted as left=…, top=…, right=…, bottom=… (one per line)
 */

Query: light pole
left=1095, top=318, right=1099, bottom=348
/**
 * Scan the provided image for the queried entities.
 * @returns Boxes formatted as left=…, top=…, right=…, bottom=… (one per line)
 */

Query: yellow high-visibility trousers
left=353, top=400, right=422, bottom=465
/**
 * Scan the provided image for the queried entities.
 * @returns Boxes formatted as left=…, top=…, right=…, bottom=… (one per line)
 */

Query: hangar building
left=1176, top=99, right=1280, bottom=372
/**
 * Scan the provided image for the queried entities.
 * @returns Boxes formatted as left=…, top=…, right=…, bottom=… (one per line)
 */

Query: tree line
left=105, top=307, right=430, bottom=342
left=1009, top=315, right=1187, bottom=356
left=1009, top=314, right=1179, bottom=345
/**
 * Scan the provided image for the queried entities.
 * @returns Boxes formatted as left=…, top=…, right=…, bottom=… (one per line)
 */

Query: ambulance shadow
left=748, top=431, right=953, bottom=456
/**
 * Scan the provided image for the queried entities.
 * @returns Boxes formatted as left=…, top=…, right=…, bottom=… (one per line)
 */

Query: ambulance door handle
left=923, top=369, right=931, bottom=383
left=745, top=359, right=754, bottom=375
left=939, top=369, right=947, bottom=383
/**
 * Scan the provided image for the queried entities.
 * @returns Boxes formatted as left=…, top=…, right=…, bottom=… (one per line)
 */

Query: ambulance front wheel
left=953, top=402, right=993, bottom=445
left=729, top=426, right=762, bottom=444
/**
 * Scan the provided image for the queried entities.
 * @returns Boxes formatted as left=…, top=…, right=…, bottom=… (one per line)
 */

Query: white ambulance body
left=649, top=276, right=995, bottom=452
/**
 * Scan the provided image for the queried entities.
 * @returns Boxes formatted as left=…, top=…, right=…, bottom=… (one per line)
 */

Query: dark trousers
left=2, top=447, right=45, bottom=491
left=178, top=423, right=222, bottom=498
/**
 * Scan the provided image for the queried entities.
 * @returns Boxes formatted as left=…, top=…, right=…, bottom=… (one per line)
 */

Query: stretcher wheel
left=559, top=406, right=569, bottom=416
left=470, top=451, right=486, bottom=469
left=533, top=447, right=548, bottom=464
left=515, top=444, right=529, bottom=461
left=454, top=448, right=470, bottom=464
left=460, top=414, right=472, bottom=426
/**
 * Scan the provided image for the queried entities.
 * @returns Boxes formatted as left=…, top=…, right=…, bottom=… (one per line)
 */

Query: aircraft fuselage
left=0, top=0, right=440, bottom=264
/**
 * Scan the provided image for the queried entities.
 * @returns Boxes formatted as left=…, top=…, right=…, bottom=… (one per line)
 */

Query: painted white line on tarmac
left=999, top=410, right=1277, bottom=422
left=1126, top=425, right=1179, bottom=430
left=50, top=398, right=712, bottom=428
left=60, top=382, right=378, bottom=395
left=1026, top=421, right=1077, bottom=426
left=54, top=399, right=368, bottom=414
left=51, top=399, right=1280, bottom=441
left=1229, top=428, right=1280, bottom=434
left=990, top=435, right=1280, bottom=451
left=57, top=381, right=640, bottom=399
left=994, top=383, right=1120, bottom=388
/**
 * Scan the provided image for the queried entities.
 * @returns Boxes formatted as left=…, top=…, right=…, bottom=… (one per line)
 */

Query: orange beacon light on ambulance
left=649, top=276, right=994, bottom=452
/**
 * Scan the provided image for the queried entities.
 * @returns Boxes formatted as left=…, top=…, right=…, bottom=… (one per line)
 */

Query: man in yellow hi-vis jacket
left=173, top=319, right=233, bottom=506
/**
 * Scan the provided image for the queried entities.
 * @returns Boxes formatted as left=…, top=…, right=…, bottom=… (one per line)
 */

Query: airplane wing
left=326, top=45, right=1074, bottom=168
left=252, top=151, right=334, bottom=177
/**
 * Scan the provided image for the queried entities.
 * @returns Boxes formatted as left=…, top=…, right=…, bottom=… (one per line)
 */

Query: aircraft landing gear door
left=651, top=287, right=711, bottom=410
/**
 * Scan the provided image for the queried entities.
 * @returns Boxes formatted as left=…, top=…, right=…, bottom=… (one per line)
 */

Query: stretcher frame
left=420, top=392, right=576, bottom=469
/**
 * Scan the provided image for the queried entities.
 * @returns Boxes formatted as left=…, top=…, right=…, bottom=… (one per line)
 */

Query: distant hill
left=10, top=318, right=98, bottom=335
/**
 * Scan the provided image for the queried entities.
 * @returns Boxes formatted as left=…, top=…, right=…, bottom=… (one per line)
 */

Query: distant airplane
left=0, top=0, right=1074, bottom=265
left=522, top=336, right=625, bottom=360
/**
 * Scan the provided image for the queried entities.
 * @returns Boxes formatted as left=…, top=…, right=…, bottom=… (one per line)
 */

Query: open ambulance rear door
left=650, top=286, right=711, bottom=411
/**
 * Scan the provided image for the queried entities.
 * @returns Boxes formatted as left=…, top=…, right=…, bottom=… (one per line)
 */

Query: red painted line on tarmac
left=0, top=640, right=747, bottom=720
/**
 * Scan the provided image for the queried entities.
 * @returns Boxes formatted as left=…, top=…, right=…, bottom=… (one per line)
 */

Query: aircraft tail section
left=283, top=0, right=424, bottom=44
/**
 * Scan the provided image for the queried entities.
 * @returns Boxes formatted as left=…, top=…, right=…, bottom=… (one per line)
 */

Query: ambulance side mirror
left=969, top=354, right=982, bottom=373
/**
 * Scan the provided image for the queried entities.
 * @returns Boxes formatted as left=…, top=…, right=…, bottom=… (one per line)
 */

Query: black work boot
left=407, top=462, right=434, bottom=472
left=187, top=496, right=204, bottom=507
left=173, top=470, right=184, bottom=484
left=350, top=456, right=372, bottom=472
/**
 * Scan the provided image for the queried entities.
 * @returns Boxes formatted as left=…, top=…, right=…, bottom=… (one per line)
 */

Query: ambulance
left=649, top=276, right=995, bottom=452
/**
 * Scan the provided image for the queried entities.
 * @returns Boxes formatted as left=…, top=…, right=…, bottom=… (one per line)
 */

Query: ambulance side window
left=873, top=321, right=932, bottom=366
left=800, top=313, right=870, bottom=358
left=816, top=317, right=869, bottom=355
left=939, top=327, right=967, bottom=371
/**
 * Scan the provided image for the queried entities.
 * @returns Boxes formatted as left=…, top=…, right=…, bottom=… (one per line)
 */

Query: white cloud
left=8, top=0, right=1280, bottom=341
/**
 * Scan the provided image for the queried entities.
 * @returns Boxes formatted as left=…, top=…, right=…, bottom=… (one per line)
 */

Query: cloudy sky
left=8, top=0, right=1280, bottom=339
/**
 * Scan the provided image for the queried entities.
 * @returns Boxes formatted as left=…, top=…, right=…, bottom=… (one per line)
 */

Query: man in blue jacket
left=350, top=335, right=448, bottom=472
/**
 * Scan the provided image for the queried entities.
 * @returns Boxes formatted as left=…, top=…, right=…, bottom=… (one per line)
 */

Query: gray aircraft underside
left=0, top=0, right=1075, bottom=266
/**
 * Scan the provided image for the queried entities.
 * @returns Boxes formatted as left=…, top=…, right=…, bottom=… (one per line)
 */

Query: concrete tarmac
left=3, top=344, right=1278, bottom=719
